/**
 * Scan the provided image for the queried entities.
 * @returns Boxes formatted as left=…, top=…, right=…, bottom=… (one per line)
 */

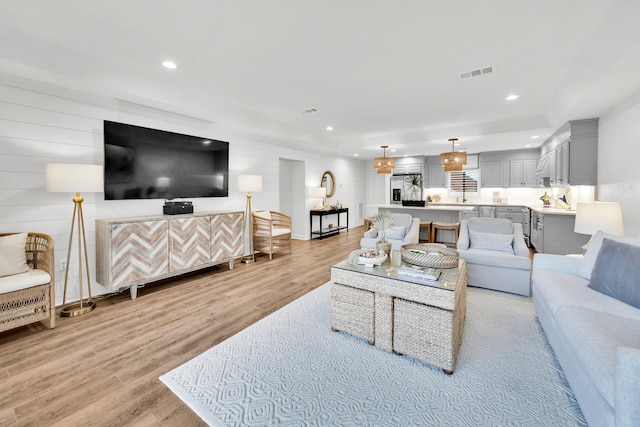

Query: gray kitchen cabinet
left=428, top=164, right=447, bottom=188
left=481, top=161, right=506, bottom=187
left=539, top=119, right=598, bottom=186
left=530, top=211, right=590, bottom=255
left=509, top=159, right=537, bottom=187
left=394, top=164, right=423, bottom=175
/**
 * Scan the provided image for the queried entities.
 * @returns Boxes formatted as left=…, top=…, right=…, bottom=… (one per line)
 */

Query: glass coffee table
left=331, top=251, right=467, bottom=374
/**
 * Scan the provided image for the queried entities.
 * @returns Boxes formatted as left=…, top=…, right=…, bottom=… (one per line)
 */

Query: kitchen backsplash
left=423, top=185, right=595, bottom=208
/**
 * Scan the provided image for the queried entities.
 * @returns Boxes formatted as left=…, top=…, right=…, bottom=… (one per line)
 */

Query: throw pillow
left=384, top=226, right=407, bottom=240
left=0, top=232, right=30, bottom=277
left=588, top=238, right=640, bottom=309
left=578, top=231, right=640, bottom=280
left=469, top=231, right=514, bottom=253
left=364, top=229, right=378, bottom=238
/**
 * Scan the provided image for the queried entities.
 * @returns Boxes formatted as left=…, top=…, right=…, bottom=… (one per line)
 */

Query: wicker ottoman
left=331, top=256, right=467, bottom=374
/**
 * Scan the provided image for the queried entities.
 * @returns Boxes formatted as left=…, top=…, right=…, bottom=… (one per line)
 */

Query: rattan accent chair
left=252, top=211, right=292, bottom=260
left=1, top=232, right=56, bottom=332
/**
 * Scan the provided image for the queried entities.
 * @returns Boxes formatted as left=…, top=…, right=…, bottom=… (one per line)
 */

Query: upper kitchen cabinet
left=509, top=159, right=537, bottom=187
left=393, top=163, right=423, bottom=175
left=427, top=163, right=447, bottom=188
left=539, top=119, right=598, bottom=187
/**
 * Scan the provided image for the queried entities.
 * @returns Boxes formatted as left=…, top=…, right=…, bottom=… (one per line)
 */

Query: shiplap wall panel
left=0, top=76, right=368, bottom=306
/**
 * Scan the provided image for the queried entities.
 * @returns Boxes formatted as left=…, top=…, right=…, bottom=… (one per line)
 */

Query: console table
left=310, top=208, right=349, bottom=239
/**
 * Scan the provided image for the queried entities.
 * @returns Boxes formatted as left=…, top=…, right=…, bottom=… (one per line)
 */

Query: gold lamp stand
left=61, top=192, right=96, bottom=317
left=241, top=190, right=255, bottom=263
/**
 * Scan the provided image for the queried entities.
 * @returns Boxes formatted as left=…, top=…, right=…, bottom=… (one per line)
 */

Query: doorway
left=279, top=158, right=306, bottom=239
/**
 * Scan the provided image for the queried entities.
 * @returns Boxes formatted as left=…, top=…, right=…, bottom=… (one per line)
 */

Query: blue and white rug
left=160, top=283, right=586, bottom=426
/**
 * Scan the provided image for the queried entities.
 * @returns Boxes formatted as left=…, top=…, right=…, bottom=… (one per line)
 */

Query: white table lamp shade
left=238, top=175, right=263, bottom=193
left=46, top=163, right=104, bottom=193
left=308, top=187, right=326, bottom=198
left=574, top=202, right=624, bottom=236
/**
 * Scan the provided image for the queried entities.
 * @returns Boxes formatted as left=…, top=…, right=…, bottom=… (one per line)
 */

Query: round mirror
left=321, top=171, right=336, bottom=198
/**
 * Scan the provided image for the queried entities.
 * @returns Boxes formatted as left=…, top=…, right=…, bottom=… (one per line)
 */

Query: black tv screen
left=103, top=121, right=229, bottom=200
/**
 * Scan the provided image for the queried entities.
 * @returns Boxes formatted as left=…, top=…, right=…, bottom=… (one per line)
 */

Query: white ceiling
left=2, top=0, right=640, bottom=159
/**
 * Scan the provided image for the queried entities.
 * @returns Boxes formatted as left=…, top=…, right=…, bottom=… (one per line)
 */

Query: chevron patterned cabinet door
left=211, top=212, right=244, bottom=261
left=110, top=220, right=169, bottom=287
left=169, top=217, right=210, bottom=271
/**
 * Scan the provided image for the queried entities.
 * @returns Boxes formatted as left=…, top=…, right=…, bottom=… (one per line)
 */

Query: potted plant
left=370, top=211, right=395, bottom=255
left=540, top=192, right=552, bottom=206
left=404, top=174, right=423, bottom=201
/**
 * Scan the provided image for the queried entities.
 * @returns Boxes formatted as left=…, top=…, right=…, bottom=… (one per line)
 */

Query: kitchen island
left=529, top=206, right=589, bottom=255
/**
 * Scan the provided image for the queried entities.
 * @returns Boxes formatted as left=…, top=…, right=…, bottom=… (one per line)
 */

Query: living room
left=2, top=1, right=640, bottom=425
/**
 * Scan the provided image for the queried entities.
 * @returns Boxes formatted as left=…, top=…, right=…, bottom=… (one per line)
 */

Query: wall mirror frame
left=321, top=170, right=336, bottom=198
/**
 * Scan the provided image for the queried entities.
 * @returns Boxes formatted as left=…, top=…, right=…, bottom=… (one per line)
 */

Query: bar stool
left=430, top=221, right=460, bottom=247
left=419, top=221, right=431, bottom=242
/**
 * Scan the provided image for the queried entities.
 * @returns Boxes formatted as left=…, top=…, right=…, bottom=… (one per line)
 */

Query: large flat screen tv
left=103, top=121, right=229, bottom=200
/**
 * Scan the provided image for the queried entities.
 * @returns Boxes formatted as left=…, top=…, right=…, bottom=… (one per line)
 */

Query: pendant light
left=374, top=145, right=395, bottom=174
left=440, top=138, right=467, bottom=172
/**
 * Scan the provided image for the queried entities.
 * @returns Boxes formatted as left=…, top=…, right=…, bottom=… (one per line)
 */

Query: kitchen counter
left=372, top=204, right=477, bottom=211
left=528, top=206, right=576, bottom=216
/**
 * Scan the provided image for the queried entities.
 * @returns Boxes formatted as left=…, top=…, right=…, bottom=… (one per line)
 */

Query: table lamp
left=238, top=175, right=263, bottom=263
left=574, top=202, right=624, bottom=250
left=46, top=163, right=104, bottom=316
left=309, top=187, right=326, bottom=210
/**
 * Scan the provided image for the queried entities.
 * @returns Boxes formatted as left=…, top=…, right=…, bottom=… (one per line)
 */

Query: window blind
left=449, top=169, right=480, bottom=193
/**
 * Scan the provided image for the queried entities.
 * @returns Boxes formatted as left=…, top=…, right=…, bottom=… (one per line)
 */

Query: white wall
left=597, top=94, right=640, bottom=238
left=0, top=76, right=366, bottom=305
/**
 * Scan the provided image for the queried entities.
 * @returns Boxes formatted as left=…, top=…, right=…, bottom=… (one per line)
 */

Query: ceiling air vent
left=459, top=66, right=494, bottom=80
left=300, top=107, right=320, bottom=114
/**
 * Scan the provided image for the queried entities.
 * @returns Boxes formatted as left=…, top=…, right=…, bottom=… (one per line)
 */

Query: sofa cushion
left=384, top=226, right=406, bottom=240
left=0, top=268, right=51, bottom=293
left=469, top=231, right=514, bottom=253
left=588, top=239, right=640, bottom=309
left=556, top=307, right=640, bottom=409
left=532, top=270, right=640, bottom=322
left=459, top=248, right=531, bottom=270
left=0, top=232, right=29, bottom=278
left=467, top=218, right=513, bottom=235
left=578, top=231, right=640, bottom=280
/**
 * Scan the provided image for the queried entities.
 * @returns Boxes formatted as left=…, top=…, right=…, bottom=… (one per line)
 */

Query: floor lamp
left=238, top=175, right=263, bottom=263
left=46, top=163, right=104, bottom=317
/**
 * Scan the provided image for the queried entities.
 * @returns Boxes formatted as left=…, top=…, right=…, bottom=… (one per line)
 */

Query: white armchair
left=457, top=218, right=531, bottom=296
left=360, top=213, right=420, bottom=251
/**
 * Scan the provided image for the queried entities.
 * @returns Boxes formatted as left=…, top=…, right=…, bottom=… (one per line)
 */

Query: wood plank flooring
left=0, top=228, right=363, bottom=426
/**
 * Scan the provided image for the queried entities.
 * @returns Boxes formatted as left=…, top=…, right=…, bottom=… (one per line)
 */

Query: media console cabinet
left=96, top=211, right=244, bottom=299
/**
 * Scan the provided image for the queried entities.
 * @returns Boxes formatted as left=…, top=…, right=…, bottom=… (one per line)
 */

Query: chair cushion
left=0, top=268, right=51, bottom=293
left=391, top=214, right=412, bottom=229
left=588, top=238, right=640, bottom=309
left=468, top=218, right=513, bottom=235
left=469, top=231, right=514, bottom=253
left=384, top=226, right=406, bottom=240
left=254, top=210, right=271, bottom=220
left=0, top=232, right=29, bottom=278
left=271, top=227, right=291, bottom=237
left=459, top=248, right=531, bottom=270
left=364, top=229, right=378, bottom=238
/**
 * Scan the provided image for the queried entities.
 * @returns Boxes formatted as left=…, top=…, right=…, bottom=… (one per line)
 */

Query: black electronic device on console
left=163, top=201, right=194, bottom=215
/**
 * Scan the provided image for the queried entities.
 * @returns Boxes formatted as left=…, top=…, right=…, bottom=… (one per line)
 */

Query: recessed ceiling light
left=162, top=60, right=177, bottom=69
left=326, top=126, right=333, bottom=131
left=354, top=153, right=359, bottom=157
left=525, top=144, right=532, bottom=148
left=530, top=135, right=539, bottom=139
left=505, top=94, right=519, bottom=101
left=391, top=149, right=397, bottom=152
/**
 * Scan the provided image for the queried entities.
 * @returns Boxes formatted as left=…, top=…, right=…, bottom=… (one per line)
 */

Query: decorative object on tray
left=348, top=249, right=387, bottom=267
left=540, top=192, right=552, bottom=206
left=370, top=211, right=395, bottom=256
left=397, top=265, right=442, bottom=282
left=401, top=243, right=459, bottom=268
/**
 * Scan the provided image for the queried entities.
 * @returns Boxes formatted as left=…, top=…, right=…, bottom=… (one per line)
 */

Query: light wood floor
left=0, top=228, right=363, bottom=426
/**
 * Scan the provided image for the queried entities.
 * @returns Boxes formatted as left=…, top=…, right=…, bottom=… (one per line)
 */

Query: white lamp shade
left=238, top=175, right=263, bottom=192
left=46, top=163, right=104, bottom=193
left=574, top=202, right=624, bottom=236
left=308, top=187, right=326, bottom=198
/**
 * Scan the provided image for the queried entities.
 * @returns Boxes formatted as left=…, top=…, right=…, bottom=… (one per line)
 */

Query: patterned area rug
left=160, top=283, right=586, bottom=426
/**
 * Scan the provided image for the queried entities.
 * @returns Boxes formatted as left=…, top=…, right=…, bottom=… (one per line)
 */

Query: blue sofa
left=532, top=231, right=640, bottom=427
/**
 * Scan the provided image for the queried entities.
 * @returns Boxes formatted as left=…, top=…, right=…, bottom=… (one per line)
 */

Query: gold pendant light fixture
left=440, top=138, right=467, bottom=172
left=374, top=145, right=395, bottom=174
